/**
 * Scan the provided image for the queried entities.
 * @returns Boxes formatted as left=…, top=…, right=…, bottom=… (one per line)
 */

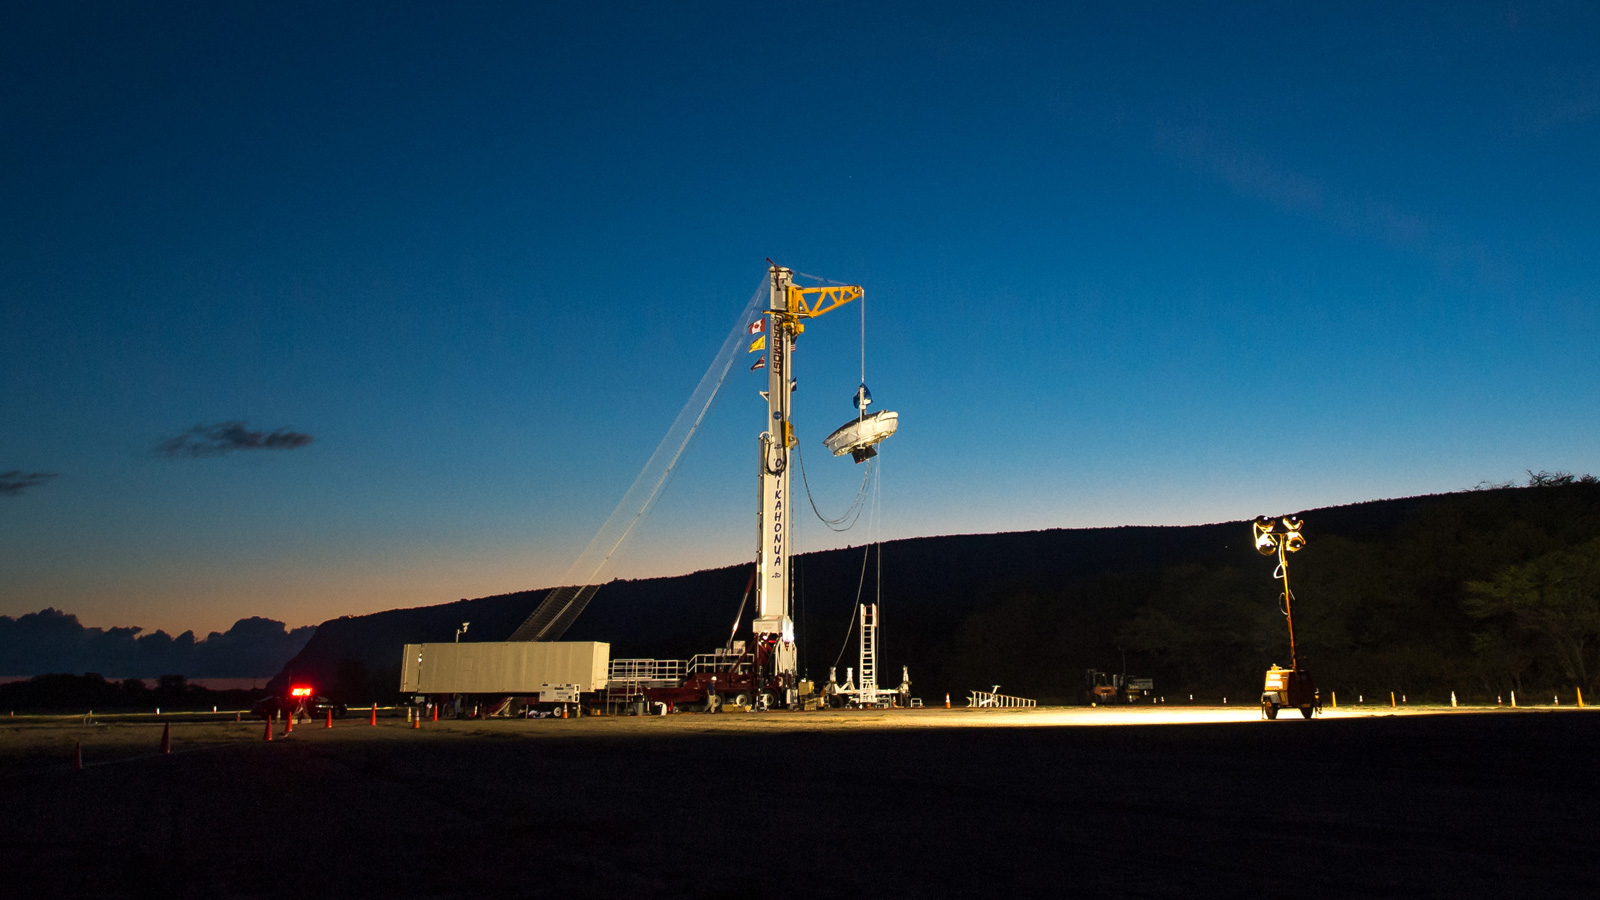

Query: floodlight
left=1251, top=514, right=1310, bottom=675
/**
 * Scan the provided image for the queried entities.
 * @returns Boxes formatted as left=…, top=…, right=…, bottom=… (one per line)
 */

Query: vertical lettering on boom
left=771, top=486, right=783, bottom=576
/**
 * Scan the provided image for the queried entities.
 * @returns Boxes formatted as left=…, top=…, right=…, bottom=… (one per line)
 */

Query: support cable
left=871, top=453, right=884, bottom=667
left=832, top=546, right=871, bottom=672
left=830, top=452, right=884, bottom=673
left=797, top=551, right=808, bottom=680
left=509, top=279, right=768, bottom=641
left=793, top=270, right=854, bottom=287
left=796, top=444, right=873, bottom=531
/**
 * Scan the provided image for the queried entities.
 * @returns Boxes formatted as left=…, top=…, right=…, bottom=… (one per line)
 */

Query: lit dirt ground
left=3, top=706, right=1596, bottom=898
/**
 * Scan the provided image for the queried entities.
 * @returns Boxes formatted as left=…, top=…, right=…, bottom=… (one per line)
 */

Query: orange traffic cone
left=72, top=742, right=84, bottom=771
left=432, top=705, right=438, bottom=722
left=264, top=717, right=273, bottom=742
left=944, top=693, right=951, bottom=709
left=325, top=709, right=333, bottom=729
left=370, top=703, right=377, bottom=726
left=159, top=722, right=171, bottom=754
left=284, top=712, right=293, bottom=735
left=235, top=712, right=240, bottom=722
left=412, top=711, right=420, bottom=729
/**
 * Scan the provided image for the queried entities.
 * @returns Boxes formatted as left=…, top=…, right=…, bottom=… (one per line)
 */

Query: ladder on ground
left=967, top=687, right=1035, bottom=708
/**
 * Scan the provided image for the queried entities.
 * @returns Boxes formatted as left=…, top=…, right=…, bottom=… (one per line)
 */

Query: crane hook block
left=854, top=383, right=873, bottom=409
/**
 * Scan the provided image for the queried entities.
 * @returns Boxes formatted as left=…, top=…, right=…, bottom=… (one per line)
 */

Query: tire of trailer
left=1263, top=701, right=1279, bottom=720
left=732, top=693, right=752, bottom=709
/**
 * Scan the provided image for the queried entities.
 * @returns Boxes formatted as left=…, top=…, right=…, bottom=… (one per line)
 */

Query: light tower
left=1253, top=515, right=1318, bottom=719
left=1252, top=515, right=1306, bottom=670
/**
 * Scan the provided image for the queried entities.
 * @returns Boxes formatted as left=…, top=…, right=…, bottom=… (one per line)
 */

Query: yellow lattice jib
left=788, top=284, right=863, bottom=319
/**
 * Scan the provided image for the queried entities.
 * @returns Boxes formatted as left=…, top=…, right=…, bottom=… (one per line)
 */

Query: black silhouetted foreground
left=3, top=710, right=1595, bottom=899
left=281, top=478, right=1600, bottom=705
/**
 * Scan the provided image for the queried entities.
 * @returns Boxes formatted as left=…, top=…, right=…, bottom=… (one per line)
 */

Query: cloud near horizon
left=0, top=608, right=316, bottom=679
left=0, top=471, right=58, bottom=497
left=156, top=422, right=314, bottom=458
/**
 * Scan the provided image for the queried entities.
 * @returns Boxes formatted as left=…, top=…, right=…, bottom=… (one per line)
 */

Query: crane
left=571, top=264, right=895, bottom=715
left=753, top=263, right=864, bottom=706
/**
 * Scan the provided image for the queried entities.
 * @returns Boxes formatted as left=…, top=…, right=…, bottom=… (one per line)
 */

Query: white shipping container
left=399, top=642, right=610, bottom=694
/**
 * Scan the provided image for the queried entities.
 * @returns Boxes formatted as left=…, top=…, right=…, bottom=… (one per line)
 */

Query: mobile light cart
left=1253, top=516, right=1318, bottom=720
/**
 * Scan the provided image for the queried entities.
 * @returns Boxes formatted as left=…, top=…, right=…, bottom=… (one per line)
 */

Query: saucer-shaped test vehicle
left=823, top=410, right=899, bottom=463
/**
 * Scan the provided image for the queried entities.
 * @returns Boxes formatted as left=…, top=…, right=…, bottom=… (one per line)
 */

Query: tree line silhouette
left=0, top=673, right=261, bottom=712
left=277, top=475, right=1599, bottom=705
left=0, top=610, right=314, bottom=680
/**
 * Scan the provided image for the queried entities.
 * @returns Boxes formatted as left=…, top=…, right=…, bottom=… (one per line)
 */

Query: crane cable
left=860, top=278, right=866, bottom=419
left=821, top=272, right=885, bottom=675
left=797, top=446, right=873, bottom=530
left=829, top=452, right=886, bottom=675
left=796, top=281, right=873, bottom=531
left=831, top=543, right=871, bottom=672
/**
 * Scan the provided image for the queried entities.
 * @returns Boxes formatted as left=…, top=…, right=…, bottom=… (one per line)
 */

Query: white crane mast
left=754, top=265, right=799, bottom=682
left=752, top=264, right=865, bottom=704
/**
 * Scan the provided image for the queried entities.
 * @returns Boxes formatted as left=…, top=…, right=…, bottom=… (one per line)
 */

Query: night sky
left=4, top=3, right=1597, bottom=635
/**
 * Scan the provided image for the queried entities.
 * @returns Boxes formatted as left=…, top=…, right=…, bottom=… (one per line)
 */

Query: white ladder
left=859, top=603, right=879, bottom=705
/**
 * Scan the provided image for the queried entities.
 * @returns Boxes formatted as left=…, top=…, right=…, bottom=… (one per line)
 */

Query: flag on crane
left=750, top=355, right=766, bottom=371
left=748, top=318, right=766, bottom=335
left=748, top=335, right=766, bottom=353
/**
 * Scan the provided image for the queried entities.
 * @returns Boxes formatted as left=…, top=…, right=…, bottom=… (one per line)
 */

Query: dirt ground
left=3, top=705, right=1596, bottom=898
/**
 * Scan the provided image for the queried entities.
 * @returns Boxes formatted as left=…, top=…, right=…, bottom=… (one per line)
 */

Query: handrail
left=608, top=658, right=687, bottom=682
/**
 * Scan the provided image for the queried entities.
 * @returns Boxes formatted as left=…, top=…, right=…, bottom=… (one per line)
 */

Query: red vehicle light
left=290, top=686, right=313, bottom=697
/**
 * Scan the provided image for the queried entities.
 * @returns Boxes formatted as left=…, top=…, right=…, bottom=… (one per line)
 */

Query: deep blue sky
left=4, top=2, right=1597, bottom=635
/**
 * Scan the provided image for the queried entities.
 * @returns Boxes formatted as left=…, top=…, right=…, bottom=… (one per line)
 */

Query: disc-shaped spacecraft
left=823, top=410, right=899, bottom=463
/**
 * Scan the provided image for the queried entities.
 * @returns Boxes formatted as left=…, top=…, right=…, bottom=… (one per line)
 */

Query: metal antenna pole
left=1279, top=542, right=1297, bottom=671
left=1254, top=515, right=1307, bottom=671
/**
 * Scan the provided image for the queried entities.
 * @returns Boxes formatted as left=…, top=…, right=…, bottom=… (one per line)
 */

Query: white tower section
left=755, top=265, right=798, bottom=678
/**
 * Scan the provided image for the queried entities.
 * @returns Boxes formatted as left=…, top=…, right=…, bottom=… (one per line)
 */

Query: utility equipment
left=399, top=641, right=610, bottom=715
left=1084, top=669, right=1155, bottom=704
left=607, top=644, right=774, bottom=712
left=822, top=604, right=912, bottom=708
left=250, top=683, right=337, bottom=722
left=1253, top=516, right=1318, bottom=719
